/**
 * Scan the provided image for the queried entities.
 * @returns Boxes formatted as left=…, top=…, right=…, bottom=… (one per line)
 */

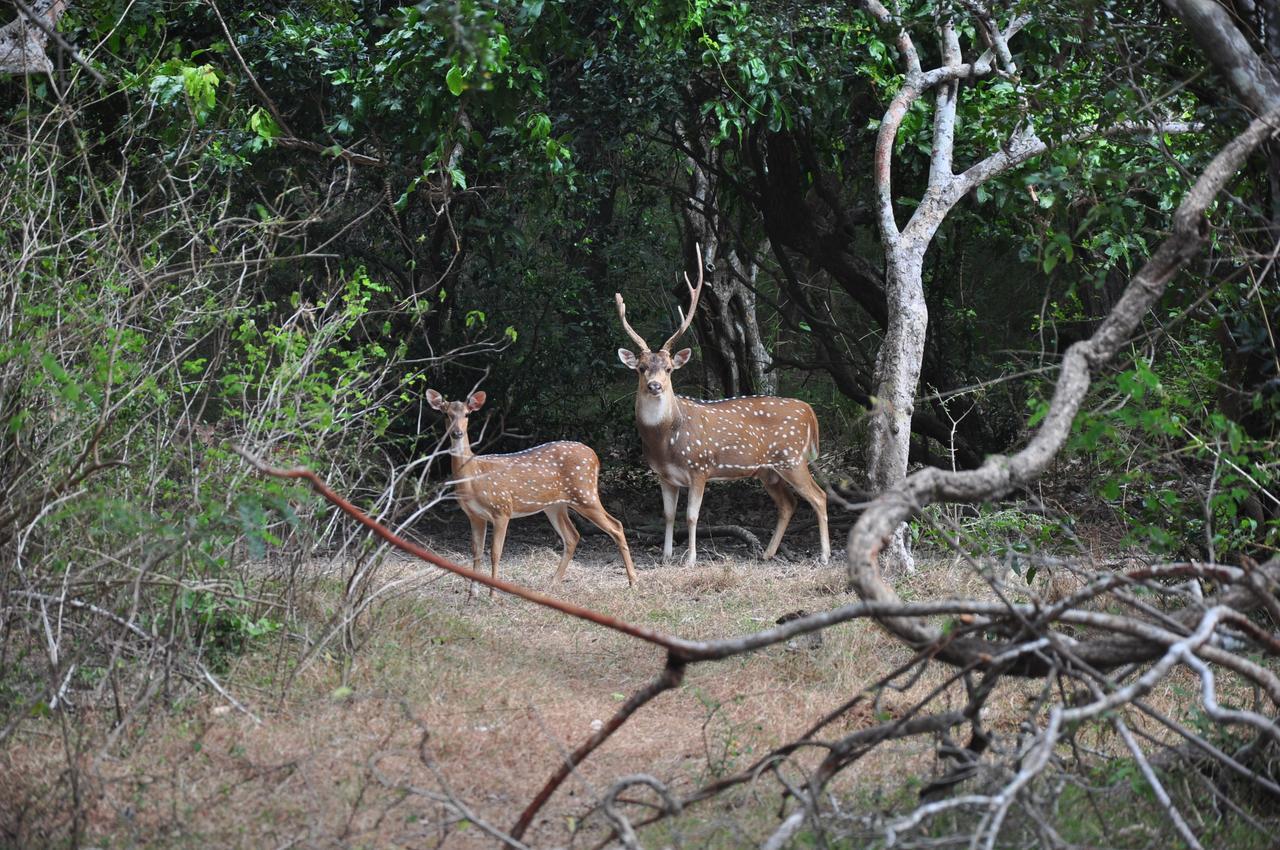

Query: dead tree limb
left=847, top=107, right=1280, bottom=667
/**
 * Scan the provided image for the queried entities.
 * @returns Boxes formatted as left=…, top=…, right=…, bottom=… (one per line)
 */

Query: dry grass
left=0, top=514, right=1255, bottom=848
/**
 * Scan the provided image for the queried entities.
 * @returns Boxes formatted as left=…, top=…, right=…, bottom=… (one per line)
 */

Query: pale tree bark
left=852, top=0, right=1280, bottom=645
left=1164, top=0, right=1280, bottom=114
left=0, top=0, right=65, bottom=75
left=862, top=2, right=1192, bottom=573
left=866, top=6, right=1021, bottom=573
left=852, top=108, right=1280, bottom=650
left=676, top=117, right=776, bottom=397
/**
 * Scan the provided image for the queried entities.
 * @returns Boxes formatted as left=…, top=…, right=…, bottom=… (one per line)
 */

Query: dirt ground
left=0, top=481, right=1210, bottom=848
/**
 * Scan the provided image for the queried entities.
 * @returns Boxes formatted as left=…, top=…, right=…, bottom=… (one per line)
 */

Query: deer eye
left=637, top=365, right=648, bottom=373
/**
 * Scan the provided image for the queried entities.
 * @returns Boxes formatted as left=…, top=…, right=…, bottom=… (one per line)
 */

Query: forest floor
left=1, top=478, right=1206, bottom=848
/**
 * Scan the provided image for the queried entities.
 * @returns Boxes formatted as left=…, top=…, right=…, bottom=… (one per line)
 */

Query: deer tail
left=806, top=406, right=820, bottom=462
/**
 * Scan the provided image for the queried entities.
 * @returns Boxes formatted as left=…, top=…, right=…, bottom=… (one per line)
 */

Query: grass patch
left=3, top=527, right=1276, bottom=848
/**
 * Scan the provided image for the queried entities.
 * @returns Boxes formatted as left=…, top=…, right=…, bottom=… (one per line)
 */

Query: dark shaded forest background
left=5, top=1, right=1275, bottom=495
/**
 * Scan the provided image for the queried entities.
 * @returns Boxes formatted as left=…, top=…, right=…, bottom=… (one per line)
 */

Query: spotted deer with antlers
left=615, top=248, right=831, bottom=566
left=427, top=390, right=637, bottom=593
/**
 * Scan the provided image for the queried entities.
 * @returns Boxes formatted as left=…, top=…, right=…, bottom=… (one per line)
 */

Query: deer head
left=615, top=245, right=705, bottom=399
left=426, top=389, right=486, bottom=447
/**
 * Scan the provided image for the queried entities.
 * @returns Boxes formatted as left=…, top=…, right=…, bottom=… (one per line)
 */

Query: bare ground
left=0, top=486, right=1226, bottom=849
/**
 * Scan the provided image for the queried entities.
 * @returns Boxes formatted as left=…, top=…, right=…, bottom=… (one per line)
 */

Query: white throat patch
left=636, top=392, right=672, bottom=427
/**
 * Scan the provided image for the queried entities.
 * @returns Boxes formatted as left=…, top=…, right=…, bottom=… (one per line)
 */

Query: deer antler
left=661, top=243, right=705, bottom=352
left=615, top=292, right=651, bottom=352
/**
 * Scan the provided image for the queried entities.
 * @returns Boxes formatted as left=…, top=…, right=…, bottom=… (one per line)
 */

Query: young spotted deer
left=615, top=249, right=831, bottom=566
left=427, top=390, right=637, bottom=593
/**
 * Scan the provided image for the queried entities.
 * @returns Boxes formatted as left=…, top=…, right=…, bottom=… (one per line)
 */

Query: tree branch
left=847, top=108, right=1280, bottom=666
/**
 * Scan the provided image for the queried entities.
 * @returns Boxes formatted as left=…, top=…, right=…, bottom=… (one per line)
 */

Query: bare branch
left=601, top=775, right=682, bottom=850
left=1114, top=716, right=1204, bottom=850
left=1, top=0, right=104, bottom=83
left=512, top=655, right=686, bottom=840
left=849, top=109, right=1280, bottom=663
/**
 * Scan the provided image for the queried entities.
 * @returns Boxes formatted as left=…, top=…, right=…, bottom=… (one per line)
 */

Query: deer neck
left=635, top=387, right=678, bottom=429
left=635, top=390, right=685, bottom=455
left=448, top=436, right=475, bottom=481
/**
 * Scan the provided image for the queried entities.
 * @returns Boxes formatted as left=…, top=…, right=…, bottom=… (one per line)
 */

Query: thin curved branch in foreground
left=511, top=660, right=685, bottom=841
left=237, top=449, right=1280, bottom=686
left=238, top=440, right=1280, bottom=849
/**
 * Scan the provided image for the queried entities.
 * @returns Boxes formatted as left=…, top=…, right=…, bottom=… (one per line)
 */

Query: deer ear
left=618, top=348, right=639, bottom=369
left=671, top=348, right=693, bottom=370
left=426, top=389, right=446, bottom=410
left=466, top=391, right=487, bottom=411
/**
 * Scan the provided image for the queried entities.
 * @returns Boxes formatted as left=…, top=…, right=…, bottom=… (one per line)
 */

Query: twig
left=198, top=663, right=261, bottom=725
left=1114, top=716, right=1204, bottom=850
left=601, top=775, right=681, bottom=850
left=6, top=0, right=107, bottom=83
left=511, top=654, right=686, bottom=840
left=206, top=0, right=384, bottom=168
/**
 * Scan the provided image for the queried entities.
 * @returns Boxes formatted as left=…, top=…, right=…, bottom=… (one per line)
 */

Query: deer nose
left=646, top=381, right=662, bottom=395
left=450, top=429, right=463, bottom=439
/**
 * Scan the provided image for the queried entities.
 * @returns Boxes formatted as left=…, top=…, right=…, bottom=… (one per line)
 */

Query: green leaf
left=248, top=107, right=280, bottom=142
left=1026, top=397, right=1049, bottom=428
left=521, top=0, right=545, bottom=21
left=526, top=112, right=551, bottom=141
left=446, top=65, right=465, bottom=96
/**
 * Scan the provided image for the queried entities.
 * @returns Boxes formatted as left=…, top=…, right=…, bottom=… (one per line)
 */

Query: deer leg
left=759, top=470, right=797, bottom=560
left=574, top=503, right=638, bottom=586
left=488, top=514, right=511, bottom=598
left=659, top=480, right=679, bottom=563
left=684, top=477, right=707, bottom=567
left=466, top=513, right=487, bottom=600
left=545, top=505, right=580, bottom=584
left=779, top=464, right=831, bottom=565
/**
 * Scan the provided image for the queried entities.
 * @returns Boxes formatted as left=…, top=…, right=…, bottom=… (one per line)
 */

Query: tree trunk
left=690, top=244, right=775, bottom=397
left=677, top=113, right=775, bottom=397
left=866, top=249, right=928, bottom=573
left=0, top=0, right=65, bottom=75
left=857, top=3, right=1214, bottom=578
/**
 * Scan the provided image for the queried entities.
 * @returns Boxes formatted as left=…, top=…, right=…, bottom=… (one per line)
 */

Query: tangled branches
left=244, top=445, right=1280, bottom=847
left=227, top=72, right=1280, bottom=848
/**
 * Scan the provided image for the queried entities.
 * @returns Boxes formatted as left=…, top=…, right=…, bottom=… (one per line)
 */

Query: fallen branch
left=235, top=443, right=1280, bottom=848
